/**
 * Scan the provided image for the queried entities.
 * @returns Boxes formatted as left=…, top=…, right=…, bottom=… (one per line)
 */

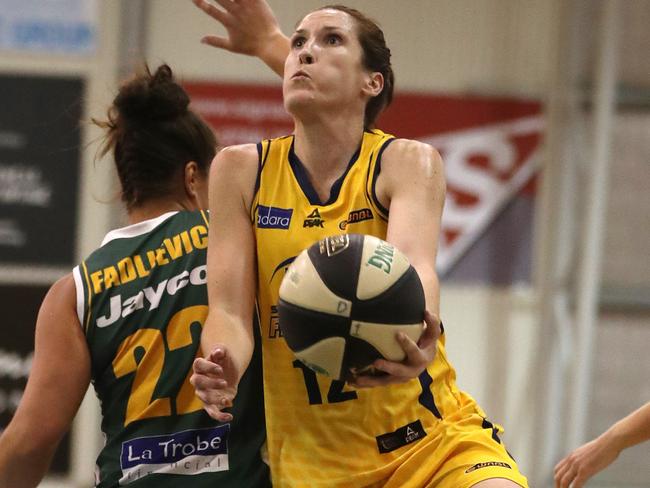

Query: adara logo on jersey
left=257, top=205, right=293, bottom=230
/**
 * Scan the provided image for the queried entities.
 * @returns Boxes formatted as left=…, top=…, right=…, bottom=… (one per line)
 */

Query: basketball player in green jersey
left=0, top=65, right=269, bottom=487
left=191, top=2, right=528, bottom=487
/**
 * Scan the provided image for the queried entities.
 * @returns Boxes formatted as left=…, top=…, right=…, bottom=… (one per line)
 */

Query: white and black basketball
left=278, top=234, right=425, bottom=382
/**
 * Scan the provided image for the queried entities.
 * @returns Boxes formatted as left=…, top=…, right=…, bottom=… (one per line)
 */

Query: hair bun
left=115, top=64, right=189, bottom=123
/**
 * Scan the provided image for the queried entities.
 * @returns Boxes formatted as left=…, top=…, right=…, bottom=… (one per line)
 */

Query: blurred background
left=0, top=0, right=648, bottom=486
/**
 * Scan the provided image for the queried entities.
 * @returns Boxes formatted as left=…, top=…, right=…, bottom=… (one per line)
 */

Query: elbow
left=412, top=261, right=438, bottom=287
left=410, top=262, right=440, bottom=312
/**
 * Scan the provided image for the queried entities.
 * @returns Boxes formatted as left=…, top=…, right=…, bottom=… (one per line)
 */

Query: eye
left=326, top=33, right=342, bottom=45
left=291, top=36, right=306, bottom=49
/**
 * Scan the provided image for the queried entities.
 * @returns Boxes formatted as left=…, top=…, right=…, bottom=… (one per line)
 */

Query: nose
left=298, top=42, right=314, bottom=64
left=299, top=51, right=314, bottom=64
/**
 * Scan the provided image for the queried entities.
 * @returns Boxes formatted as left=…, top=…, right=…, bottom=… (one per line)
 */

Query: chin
left=284, top=93, right=318, bottom=119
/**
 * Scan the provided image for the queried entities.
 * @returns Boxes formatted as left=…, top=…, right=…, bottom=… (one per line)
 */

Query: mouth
left=291, top=71, right=310, bottom=80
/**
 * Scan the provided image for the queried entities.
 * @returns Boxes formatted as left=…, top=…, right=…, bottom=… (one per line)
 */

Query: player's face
left=283, top=9, right=370, bottom=121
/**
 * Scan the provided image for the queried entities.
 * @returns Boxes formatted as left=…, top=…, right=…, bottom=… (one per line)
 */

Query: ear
left=361, top=72, right=384, bottom=99
left=184, top=161, right=201, bottom=199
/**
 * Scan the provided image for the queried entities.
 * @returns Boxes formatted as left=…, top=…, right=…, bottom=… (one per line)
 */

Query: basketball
left=278, top=234, right=425, bottom=381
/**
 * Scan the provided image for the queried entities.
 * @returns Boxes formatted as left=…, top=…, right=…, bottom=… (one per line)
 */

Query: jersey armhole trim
left=72, top=266, right=85, bottom=327
left=80, top=261, right=94, bottom=332
left=368, top=137, right=395, bottom=221
left=200, top=209, right=210, bottom=227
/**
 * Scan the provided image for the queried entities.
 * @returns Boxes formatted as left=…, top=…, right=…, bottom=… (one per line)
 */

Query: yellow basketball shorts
left=379, top=409, right=529, bottom=488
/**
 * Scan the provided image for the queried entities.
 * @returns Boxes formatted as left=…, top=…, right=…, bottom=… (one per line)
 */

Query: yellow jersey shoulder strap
left=250, top=137, right=281, bottom=221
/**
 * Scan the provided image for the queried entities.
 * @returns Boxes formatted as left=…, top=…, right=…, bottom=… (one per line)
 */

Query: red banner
left=185, top=81, right=543, bottom=278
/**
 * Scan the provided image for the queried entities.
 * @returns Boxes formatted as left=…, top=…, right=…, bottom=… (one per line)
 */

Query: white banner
left=0, top=0, right=97, bottom=55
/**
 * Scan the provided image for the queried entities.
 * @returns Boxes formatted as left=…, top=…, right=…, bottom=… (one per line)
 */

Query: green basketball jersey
left=72, top=210, right=269, bottom=488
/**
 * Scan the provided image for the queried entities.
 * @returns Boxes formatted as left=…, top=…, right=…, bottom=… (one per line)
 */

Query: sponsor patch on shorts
left=376, top=420, right=426, bottom=453
left=119, top=425, right=230, bottom=484
left=465, top=461, right=512, bottom=473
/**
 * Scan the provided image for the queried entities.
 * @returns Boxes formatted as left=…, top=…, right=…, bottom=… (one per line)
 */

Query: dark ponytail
left=94, top=64, right=216, bottom=210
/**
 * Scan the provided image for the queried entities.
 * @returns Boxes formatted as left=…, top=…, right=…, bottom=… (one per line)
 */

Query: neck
left=126, top=198, right=194, bottom=225
left=293, top=112, right=365, bottom=178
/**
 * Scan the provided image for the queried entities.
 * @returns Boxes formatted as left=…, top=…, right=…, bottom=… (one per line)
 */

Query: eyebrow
left=293, top=26, right=345, bottom=36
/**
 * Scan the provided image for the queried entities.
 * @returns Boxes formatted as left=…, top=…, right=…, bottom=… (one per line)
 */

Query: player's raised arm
left=191, top=144, right=259, bottom=421
left=0, top=275, right=91, bottom=487
left=354, top=139, right=445, bottom=387
left=192, top=0, right=290, bottom=77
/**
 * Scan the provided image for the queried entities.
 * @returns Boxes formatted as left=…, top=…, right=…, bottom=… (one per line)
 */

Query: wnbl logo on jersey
left=257, top=205, right=293, bottom=229
left=119, top=425, right=230, bottom=483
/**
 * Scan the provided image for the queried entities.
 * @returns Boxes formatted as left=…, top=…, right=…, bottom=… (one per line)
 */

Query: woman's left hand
left=350, top=310, right=441, bottom=388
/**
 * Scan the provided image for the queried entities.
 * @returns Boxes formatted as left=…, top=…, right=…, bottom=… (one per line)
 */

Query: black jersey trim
left=369, top=137, right=396, bottom=221
left=252, top=141, right=270, bottom=222
left=253, top=141, right=269, bottom=199
left=270, top=255, right=297, bottom=284
left=288, top=137, right=362, bottom=206
left=418, top=369, right=443, bottom=419
left=481, top=417, right=503, bottom=445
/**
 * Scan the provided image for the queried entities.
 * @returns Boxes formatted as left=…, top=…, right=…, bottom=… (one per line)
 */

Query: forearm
left=255, top=30, right=289, bottom=77
left=201, top=309, right=254, bottom=383
left=385, top=227, right=440, bottom=316
left=605, top=402, right=650, bottom=452
left=420, top=264, right=440, bottom=317
left=0, top=425, right=59, bottom=487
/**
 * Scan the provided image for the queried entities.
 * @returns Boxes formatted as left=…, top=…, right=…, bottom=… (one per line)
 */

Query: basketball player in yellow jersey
left=191, top=2, right=528, bottom=487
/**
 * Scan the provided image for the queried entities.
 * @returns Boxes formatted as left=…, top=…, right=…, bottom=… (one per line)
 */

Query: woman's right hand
left=191, top=346, right=239, bottom=422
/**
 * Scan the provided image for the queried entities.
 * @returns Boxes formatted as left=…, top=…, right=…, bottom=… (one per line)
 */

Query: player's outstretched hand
left=192, top=0, right=283, bottom=57
left=191, top=346, right=238, bottom=422
left=351, top=310, right=441, bottom=388
left=554, top=434, right=620, bottom=488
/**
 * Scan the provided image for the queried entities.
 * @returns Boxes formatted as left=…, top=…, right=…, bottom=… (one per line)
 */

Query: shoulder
left=39, top=273, right=78, bottom=324
left=48, top=273, right=76, bottom=301
left=380, top=138, right=445, bottom=192
left=210, top=143, right=260, bottom=204
left=383, top=138, right=443, bottom=176
left=212, top=143, right=260, bottom=177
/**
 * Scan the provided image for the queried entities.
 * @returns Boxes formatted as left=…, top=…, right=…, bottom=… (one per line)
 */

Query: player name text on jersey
left=89, top=225, right=208, bottom=294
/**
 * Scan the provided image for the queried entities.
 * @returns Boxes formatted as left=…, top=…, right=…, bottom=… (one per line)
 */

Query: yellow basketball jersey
left=253, top=130, right=485, bottom=487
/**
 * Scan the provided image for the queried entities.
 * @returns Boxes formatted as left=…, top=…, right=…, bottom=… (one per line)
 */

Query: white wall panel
left=602, top=115, right=650, bottom=289
left=146, top=0, right=557, bottom=96
left=619, top=0, right=650, bottom=88
left=440, top=285, right=538, bottom=475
